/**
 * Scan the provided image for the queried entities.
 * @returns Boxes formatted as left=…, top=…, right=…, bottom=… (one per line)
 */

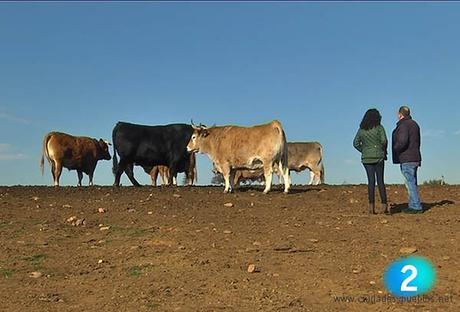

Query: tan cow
left=187, top=120, right=290, bottom=193
left=229, top=142, right=325, bottom=186
left=280, top=142, right=325, bottom=185
left=145, top=153, right=197, bottom=186
left=40, top=131, right=111, bottom=186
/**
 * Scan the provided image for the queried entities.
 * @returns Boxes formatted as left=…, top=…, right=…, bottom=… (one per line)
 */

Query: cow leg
left=53, top=162, right=63, bottom=187
left=77, top=170, right=83, bottom=186
left=124, top=163, right=141, bottom=187
left=312, top=171, right=321, bottom=185
left=113, top=158, right=128, bottom=186
left=50, top=162, right=57, bottom=186
left=162, top=168, right=171, bottom=186
left=221, top=166, right=233, bottom=193
left=185, top=166, right=195, bottom=186
left=150, top=167, right=159, bottom=186
left=262, top=165, right=273, bottom=194
left=232, top=171, right=240, bottom=188
left=185, top=172, right=192, bottom=186
left=277, top=162, right=290, bottom=193
left=228, top=169, right=236, bottom=192
left=186, top=153, right=196, bottom=186
left=88, top=171, right=94, bottom=186
left=167, top=165, right=177, bottom=186
left=308, top=171, right=315, bottom=185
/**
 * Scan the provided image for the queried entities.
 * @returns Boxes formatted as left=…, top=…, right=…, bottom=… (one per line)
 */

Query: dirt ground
left=0, top=184, right=459, bottom=311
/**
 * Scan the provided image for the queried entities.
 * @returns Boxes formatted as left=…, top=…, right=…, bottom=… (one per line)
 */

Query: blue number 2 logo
left=384, top=256, right=436, bottom=297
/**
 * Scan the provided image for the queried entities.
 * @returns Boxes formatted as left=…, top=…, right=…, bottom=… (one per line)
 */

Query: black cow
left=112, top=122, right=194, bottom=186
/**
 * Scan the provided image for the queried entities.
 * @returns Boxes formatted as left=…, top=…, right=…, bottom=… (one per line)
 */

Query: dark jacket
left=392, top=116, right=421, bottom=164
left=353, top=125, right=388, bottom=164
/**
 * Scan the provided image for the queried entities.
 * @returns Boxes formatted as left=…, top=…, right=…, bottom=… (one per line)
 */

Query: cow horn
left=191, top=119, right=200, bottom=130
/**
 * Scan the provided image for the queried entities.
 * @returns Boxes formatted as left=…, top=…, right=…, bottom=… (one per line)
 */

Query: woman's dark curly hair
left=360, top=108, right=382, bottom=130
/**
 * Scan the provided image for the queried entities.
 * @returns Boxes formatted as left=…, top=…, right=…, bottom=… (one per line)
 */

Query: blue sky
left=0, top=2, right=459, bottom=186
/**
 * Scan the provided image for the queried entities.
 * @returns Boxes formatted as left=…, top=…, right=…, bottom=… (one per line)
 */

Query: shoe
left=381, top=203, right=389, bottom=214
left=402, top=208, right=424, bottom=214
left=368, top=202, right=376, bottom=214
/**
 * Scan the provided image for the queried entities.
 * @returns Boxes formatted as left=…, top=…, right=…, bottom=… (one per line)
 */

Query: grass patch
left=107, top=225, right=124, bottom=233
left=0, top=268, right=13, bottom=278
left=127, top=263, right=154, bottom=277
left=0, top=220, right=7, bottom=229
left=146, top=302, right=160, bottom=309
left=24, top=254, right=46, bottom=266
left=127, top=265, right=143, bottom=277
left=129, top=228, right=148, bottom=237
left=368, top=250, right=382, bottom=260
left=9, top=226, right=26, bottom=239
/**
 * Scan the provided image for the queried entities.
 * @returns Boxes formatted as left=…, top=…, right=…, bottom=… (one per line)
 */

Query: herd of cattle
left=40, top=120, right=324, bottom=193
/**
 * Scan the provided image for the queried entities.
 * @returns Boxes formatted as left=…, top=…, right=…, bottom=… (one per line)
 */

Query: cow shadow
left=235, top=185, right=325, bottom=194
left=286, top=186, right=326, bottom=194
left=390, top=200, right=455, bottom=214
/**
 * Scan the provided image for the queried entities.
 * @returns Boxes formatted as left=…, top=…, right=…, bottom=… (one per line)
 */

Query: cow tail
left=271, top=120, right=287, bottom=169
left=112, top=144, right=119, bottom=176
left=112, top=127, right=119, bottom=176
left=318, top=144, right=325, bottom=184
left=280, top=124, right=289, bottom=173
left=40, top=133, right=51, bottom=176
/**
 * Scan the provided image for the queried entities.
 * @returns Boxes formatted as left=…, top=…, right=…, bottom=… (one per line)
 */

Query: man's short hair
left=399, top=106, right=411, bottom=117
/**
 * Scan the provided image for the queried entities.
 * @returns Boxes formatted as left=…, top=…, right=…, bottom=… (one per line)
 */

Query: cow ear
left=201, top=129, right=209, bottom=137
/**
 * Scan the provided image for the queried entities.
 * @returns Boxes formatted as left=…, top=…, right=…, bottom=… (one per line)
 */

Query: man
left=392, top=106, right=423, bottom=213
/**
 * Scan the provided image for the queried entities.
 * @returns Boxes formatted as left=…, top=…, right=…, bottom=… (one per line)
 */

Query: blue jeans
left=363, top=161, right=387, bottom=204
left=400, top=163, right=422, bottom=210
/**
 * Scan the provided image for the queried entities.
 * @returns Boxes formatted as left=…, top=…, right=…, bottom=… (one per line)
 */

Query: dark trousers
left=363, top=161, right=387, bottom=204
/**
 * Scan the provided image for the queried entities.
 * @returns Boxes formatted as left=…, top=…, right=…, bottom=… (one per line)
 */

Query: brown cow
left=148, top=165, right=170, bottom=186
left=40, top=131, right=111, bottom=186
left=143, top=153, right=197, bottom=186
left=187, top=120, right=290, bottom=193
left=212, top=165, right=264, bottom=186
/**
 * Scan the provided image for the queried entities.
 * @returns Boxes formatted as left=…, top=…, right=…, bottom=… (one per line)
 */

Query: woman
left=353, top=109, right=388, bottom=214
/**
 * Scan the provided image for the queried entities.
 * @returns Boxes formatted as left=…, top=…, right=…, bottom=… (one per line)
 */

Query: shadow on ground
left=235, top=185, right=326, bottom=194
left=390, top=200, right=455, bottom=214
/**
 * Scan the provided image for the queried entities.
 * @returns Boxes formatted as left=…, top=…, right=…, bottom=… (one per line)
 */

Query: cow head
left=187, top=121, right=209, bottom=153
left=97, top=139, right=112, bottom=160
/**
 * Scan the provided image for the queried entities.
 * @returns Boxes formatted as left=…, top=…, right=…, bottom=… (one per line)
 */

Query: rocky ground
left=0, top=185, right=459, bottom=311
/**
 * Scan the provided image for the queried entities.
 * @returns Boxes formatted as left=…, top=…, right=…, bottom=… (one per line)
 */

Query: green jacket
left=353, top=125, right=388, bottom=164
